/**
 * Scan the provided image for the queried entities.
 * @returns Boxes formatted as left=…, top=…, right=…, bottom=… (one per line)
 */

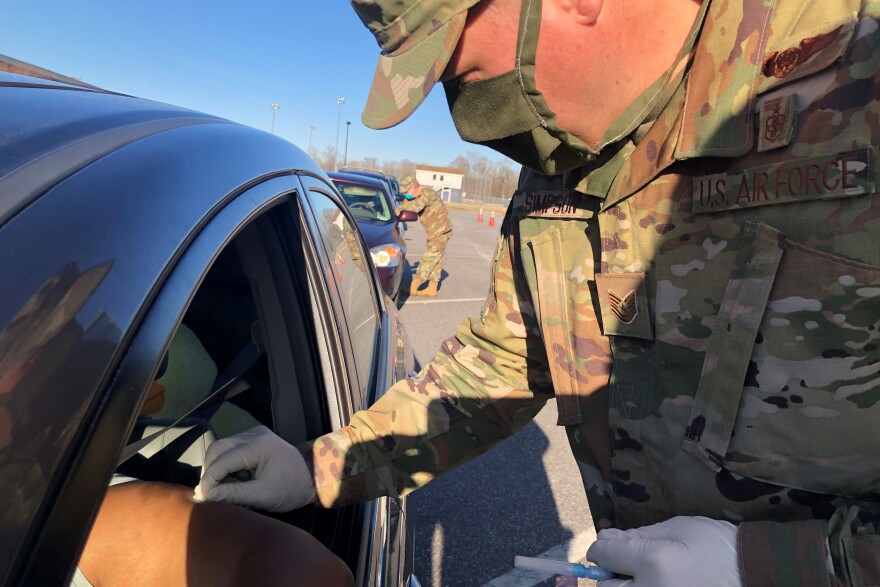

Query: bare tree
left=454, top=152, right=517, bottom=201
left=314, top=145, right=338, bottom=170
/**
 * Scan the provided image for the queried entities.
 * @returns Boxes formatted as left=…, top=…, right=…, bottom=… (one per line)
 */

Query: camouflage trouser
left=416, top=230, right=451, bottom=282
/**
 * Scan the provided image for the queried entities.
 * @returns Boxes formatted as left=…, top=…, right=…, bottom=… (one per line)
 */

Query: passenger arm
left=78, top=481, right=352, bottom=587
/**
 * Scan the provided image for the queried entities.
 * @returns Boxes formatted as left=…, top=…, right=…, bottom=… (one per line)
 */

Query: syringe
left=514, top=555, right=616, bottom=581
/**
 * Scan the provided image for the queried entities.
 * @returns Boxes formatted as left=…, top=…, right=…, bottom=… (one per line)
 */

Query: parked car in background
left=0, top=64, right=417, bottom=587
left=389, top=176, right=402, bottom=202
left=338, top=167, right=402, bottom=204
left=328, top=171, right=417, bottom=300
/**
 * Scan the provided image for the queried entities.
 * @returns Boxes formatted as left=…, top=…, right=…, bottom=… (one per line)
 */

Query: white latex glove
left=194, top=425, right=316, bottom=512
left=587, top=516, right=741, bottom=587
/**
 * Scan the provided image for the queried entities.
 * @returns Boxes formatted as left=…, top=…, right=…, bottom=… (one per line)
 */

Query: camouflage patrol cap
left=351, top=0, right=483, bottom=130
left=399, top=175, right=420, bottom=191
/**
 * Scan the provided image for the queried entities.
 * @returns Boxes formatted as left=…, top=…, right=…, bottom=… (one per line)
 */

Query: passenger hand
left=586, top=516, right=741, bottom=587
left=195, top=425, right=316, bottom=512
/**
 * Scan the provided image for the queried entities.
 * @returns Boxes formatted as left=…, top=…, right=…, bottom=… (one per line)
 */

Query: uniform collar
left=579, top=0, right=780, bottom=207
left=674, top=0, right=778, bottom=160
left=563, top=0, right=712, bottom=198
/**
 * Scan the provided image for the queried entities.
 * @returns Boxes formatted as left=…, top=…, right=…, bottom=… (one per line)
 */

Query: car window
left=306, top=188, right=379, bottom=401
left=115, top=202, right=319, bottom=483
left=75, top=197, right=355, bottom=585
left=331, top=180, right=392, bottom=222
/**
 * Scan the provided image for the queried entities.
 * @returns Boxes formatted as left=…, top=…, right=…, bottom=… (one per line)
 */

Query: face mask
left=443, top=0, right=597, bottom=176
left=444, top=0, right=702, bottom=177
left=404, top=193, right=415, bottom=200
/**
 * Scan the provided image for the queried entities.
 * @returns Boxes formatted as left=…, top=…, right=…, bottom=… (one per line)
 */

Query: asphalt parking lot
left=394, top=208, right=599, bottom=587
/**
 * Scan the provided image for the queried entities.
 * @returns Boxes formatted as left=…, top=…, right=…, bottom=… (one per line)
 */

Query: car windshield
left=332, top=181, right=392, bottom=222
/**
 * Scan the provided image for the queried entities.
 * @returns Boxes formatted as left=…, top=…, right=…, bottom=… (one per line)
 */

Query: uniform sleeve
left=398, top=194, right=426, bottom=214
left=739, top=506, right=880, bottom=586
left=300, top=213, right=555, bottom=508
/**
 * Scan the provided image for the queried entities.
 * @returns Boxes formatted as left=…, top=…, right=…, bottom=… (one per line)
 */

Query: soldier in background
left=397, top=176, right=452, bottom=298
left=200, top=0, right=880, bottom=584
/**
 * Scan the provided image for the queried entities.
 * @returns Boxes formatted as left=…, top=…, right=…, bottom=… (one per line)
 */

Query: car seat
left=118, top=324, right=260, bottom=487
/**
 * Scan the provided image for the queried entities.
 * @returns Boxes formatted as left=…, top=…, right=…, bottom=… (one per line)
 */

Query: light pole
left=308, top=126, right=315, bottom=153
left=343, top=121, right=351, bottom=168
left=334, top=97, right=345, bottom=170
left=270, top=102, right=281, bottom=134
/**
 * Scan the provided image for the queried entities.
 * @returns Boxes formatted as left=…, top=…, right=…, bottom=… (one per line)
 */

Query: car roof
left=0, top=70, right=322, bottom=227
left=338, top=168, right=394, bottom=181
left=327, top=171, right=390, bottom=192
left=0, top=72, right=215, bottom=184
left=0, top=53, right=102, bottom=90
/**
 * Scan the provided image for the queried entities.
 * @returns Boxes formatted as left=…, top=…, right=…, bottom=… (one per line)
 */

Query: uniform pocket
left=684, top=220, right=880, bottom=498
left=530, top=228, right=582, bottom=425
left=480, top=232, right=508, bottom=324
left=525, top=223, right=612, bottom=426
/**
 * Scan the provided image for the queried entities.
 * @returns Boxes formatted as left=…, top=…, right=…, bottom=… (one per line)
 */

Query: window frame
left=296, top=173, right=384, bottom=412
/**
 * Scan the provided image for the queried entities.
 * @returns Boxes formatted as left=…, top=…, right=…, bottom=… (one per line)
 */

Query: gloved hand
left=194, top=425, right=316, bottom=512
left=587, top=516, right=741, bottom=587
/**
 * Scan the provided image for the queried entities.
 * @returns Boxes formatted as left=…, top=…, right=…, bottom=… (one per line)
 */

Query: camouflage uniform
left=399, top=182, right=453, bottom=283
left=305, top=0, right=880, bottom=584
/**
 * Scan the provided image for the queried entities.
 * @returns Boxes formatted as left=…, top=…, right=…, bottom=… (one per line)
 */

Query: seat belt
left=117, top=339, right=262, bottom=465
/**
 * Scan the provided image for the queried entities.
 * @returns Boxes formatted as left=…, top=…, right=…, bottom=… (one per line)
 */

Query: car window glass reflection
left=331, top=182, right=392, bottom=223
left=308, top=190, right=379, bottom=400
left=153, top=246, right=263, bottom=425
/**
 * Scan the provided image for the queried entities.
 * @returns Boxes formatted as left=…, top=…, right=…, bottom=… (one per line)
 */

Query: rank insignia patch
left=608, top=289, right=638, bottom=324
left=758, top=95, right=797, bottom=152
left=596, top=273, right=653, bottom=340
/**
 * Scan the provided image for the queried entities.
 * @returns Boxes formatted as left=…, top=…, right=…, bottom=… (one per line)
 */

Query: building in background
left=414, top=165, right=464, bottom=203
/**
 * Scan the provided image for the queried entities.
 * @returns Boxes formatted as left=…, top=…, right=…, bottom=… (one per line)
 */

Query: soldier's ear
left=557, top=0, right=603, bottom=26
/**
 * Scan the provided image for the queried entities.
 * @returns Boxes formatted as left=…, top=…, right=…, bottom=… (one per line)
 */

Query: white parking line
left=432, top=523, right=445, bottom=587
left=481, top=529, right=598, bottom=587
left=402, top=297, right=487, bottom=305
left=406, top=253, right=488, bottom=260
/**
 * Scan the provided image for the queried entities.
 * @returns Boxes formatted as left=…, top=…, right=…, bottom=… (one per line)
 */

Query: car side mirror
left=398, top=210, right=418, bottom=222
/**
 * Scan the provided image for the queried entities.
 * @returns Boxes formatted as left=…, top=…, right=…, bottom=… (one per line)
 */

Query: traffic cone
left=488, top=210, right=496, bottom=227
left=477, top=207, right=483, bottom=223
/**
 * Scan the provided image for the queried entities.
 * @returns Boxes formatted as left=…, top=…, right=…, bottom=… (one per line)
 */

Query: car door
left=296, top=172, right=414, bottom=587
left=2, top=159, right=317, bottom=581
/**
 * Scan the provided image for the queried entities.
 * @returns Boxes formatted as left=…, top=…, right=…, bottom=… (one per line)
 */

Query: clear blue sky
left=1, top=1, right=511, bottom=168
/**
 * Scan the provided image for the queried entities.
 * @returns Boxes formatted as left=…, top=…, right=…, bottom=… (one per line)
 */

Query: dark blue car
left=328, top=172, right=416, bottom=300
